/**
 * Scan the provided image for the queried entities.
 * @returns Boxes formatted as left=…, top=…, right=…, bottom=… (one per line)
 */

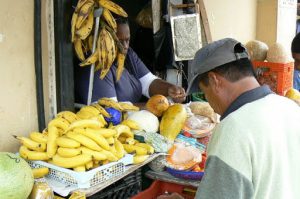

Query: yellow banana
left=73, top=165, right=86, bottom=172
left=80, top=105, right=100, bottom=115
left=42, top=128, right=48, bottom=136
left=19, top=146, right=49, bottom=161
left=100, top=150, right=118, bottom=161
left=52, top=154, right=92, bottom=168
left=85, top=161, right=94, bottom=170
left=91, top=103, right=111, bottom=118
left=122, top=112, right=128, bottom=120
left=29, top=132, right=48, bottom=144
left=56, top=136, right=81, bottom=148
left=75, top=0, right=89, bottom=12
left=79, top=50, right=99, bottom=66
left=121, top=119, right=140, bottom=130
left=67, top=119, right=103, bottom=131
left=108, top=122, right=114, bottom=129
left=98, top=97, right=122, bottom=111
left=99, top=28, right=111, bottom=78
left=75, top=0, right=94, bottom=29
left=57, top=128, right=66, bottom=137
left=119, top=102, right=139, bottom=112
left=69, top=191, right=86, bottom=199
left=57, top=147, right=81, bottom=158
left=106, top=137, right=114, bottom=146
left=76, top=110, right=95, bottom=119
left=74, top=38, right=86, bottom=61
left=133, top=155, right=149, bottom=164
left=47, top=125, right=59, bottom=158
left=82, top=36, right=89, bottom=54
left=57, top=111, right=78, bottom=123
left=32, top=167, right=49, bottom=179
left=100, top=29, right=116, bottom=79
left=92, top=160, right=100, bottom=168
left=71, top=12, right=78, bottom=42
left=102, top=8, right=117, bottom=31
left=114, top=138, right=125, bottom=159
left=125, top=137, right=138, bottom=145
left=98, top=29, right=107, bottom=74
left=90, top=114, right=107, bottom=127
left=87, top=34, right=94, bottom=52
left=79, top=146, right=107, bottom=161
left=67, top=131, right=103, bottom=152
left=48, top=117, right=69, bottom=131
left=135, top=143, right=154, bottom=154
left=74, top=128, right=110, bottom=150
left=76, top=7, right=94, bottom=40
left=123, top=144, right=148, bottom=155
left=104, top=23, right=125, bottom=54
left=98, top=0, right=128, bottom=17
left=13, top=135, right=46, bottom=152
left=108, top=144, right=120, bottom=159
left=118, top=136, right=127, bottom=144
left=94, top=60, right=103, bottom=72
left=116, top=52, right=126, bottom=81
left=113, top=124, right=133, bottom=138
left=90, top=128, right=117, bottom=138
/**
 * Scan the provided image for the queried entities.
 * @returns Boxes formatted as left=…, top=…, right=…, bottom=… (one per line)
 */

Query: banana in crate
left=16, top=105, right=151, bottom=174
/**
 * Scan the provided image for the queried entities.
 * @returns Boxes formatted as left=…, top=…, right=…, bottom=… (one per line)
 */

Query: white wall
left=203, top=0, right=257, bottom=43
left=257, top=0, right=297, bottom=53
left=0, top=0, right=38, bottom=152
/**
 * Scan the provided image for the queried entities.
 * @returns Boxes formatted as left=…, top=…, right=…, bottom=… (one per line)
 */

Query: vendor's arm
left=129, top=47, right=186, bottom=103
left=149, top=79, right=186, bottom=103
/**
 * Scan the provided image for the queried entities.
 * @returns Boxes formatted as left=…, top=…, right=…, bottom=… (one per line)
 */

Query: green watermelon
left=0, top=152, right=34, bottom=199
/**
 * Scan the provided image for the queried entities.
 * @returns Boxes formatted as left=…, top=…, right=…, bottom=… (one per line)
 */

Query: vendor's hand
left=168, top=85, right=186, bottom=103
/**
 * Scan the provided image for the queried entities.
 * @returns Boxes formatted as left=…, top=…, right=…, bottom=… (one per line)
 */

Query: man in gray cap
left=187, top=38, right=300, bottom=199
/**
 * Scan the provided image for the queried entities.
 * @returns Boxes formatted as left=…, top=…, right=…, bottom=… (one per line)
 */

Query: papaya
left=159, top=104, right=187, bottom=141
left=146, top=95, right=169, bottom=117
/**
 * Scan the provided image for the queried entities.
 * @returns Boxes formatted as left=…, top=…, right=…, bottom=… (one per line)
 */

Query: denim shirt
left=293, top=69, right=300, bottom=91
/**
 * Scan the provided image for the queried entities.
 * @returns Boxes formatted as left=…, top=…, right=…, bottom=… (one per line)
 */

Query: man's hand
left=168, top=85, right=186, bottom=103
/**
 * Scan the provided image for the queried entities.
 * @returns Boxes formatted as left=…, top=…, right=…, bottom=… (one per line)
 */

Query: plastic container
left=28, top=155, right=133, bottom=189
left=191, top=92, right=206, bottom=102
left=89, top=168, right=142, bottom=199
left=252, top=61, right=294, bottom=95
left=132, top=180, right=197, bottom=199
left=166, top=167, right=204, bottom=180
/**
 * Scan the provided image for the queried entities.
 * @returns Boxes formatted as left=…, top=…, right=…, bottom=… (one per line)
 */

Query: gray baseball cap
left=186, top=38, right=249, bottom=94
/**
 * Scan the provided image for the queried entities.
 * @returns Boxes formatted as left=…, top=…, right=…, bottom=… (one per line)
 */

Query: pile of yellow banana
left=72, top=0, right=127, bottom=81
left=15, top=99, right=154, bottom=172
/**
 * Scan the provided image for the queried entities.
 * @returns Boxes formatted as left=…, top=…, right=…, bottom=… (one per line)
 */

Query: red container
left=131, top=180, right=197, bottom=199
left=252, top=61, right=294, bottom=96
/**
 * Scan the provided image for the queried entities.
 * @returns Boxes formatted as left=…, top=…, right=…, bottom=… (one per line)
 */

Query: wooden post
left=197, top=0, right=212, bottom=43
left=152, top=0, right=161, bottom=34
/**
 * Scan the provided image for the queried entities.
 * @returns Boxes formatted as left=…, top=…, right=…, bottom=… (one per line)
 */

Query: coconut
left=266, top=43, right=291, bottom=63
left=245, top=40, right=269, bottom=61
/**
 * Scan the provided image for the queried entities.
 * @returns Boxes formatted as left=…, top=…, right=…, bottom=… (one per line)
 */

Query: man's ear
left=208, top=72, right=222, bottom=92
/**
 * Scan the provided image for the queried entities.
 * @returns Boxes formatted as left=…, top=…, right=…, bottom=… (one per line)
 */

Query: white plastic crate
left=28, top=154, right=133, bottom=189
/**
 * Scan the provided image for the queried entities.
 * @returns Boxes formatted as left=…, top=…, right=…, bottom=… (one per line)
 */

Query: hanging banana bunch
left=71, top=0, right=128, bottom=80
